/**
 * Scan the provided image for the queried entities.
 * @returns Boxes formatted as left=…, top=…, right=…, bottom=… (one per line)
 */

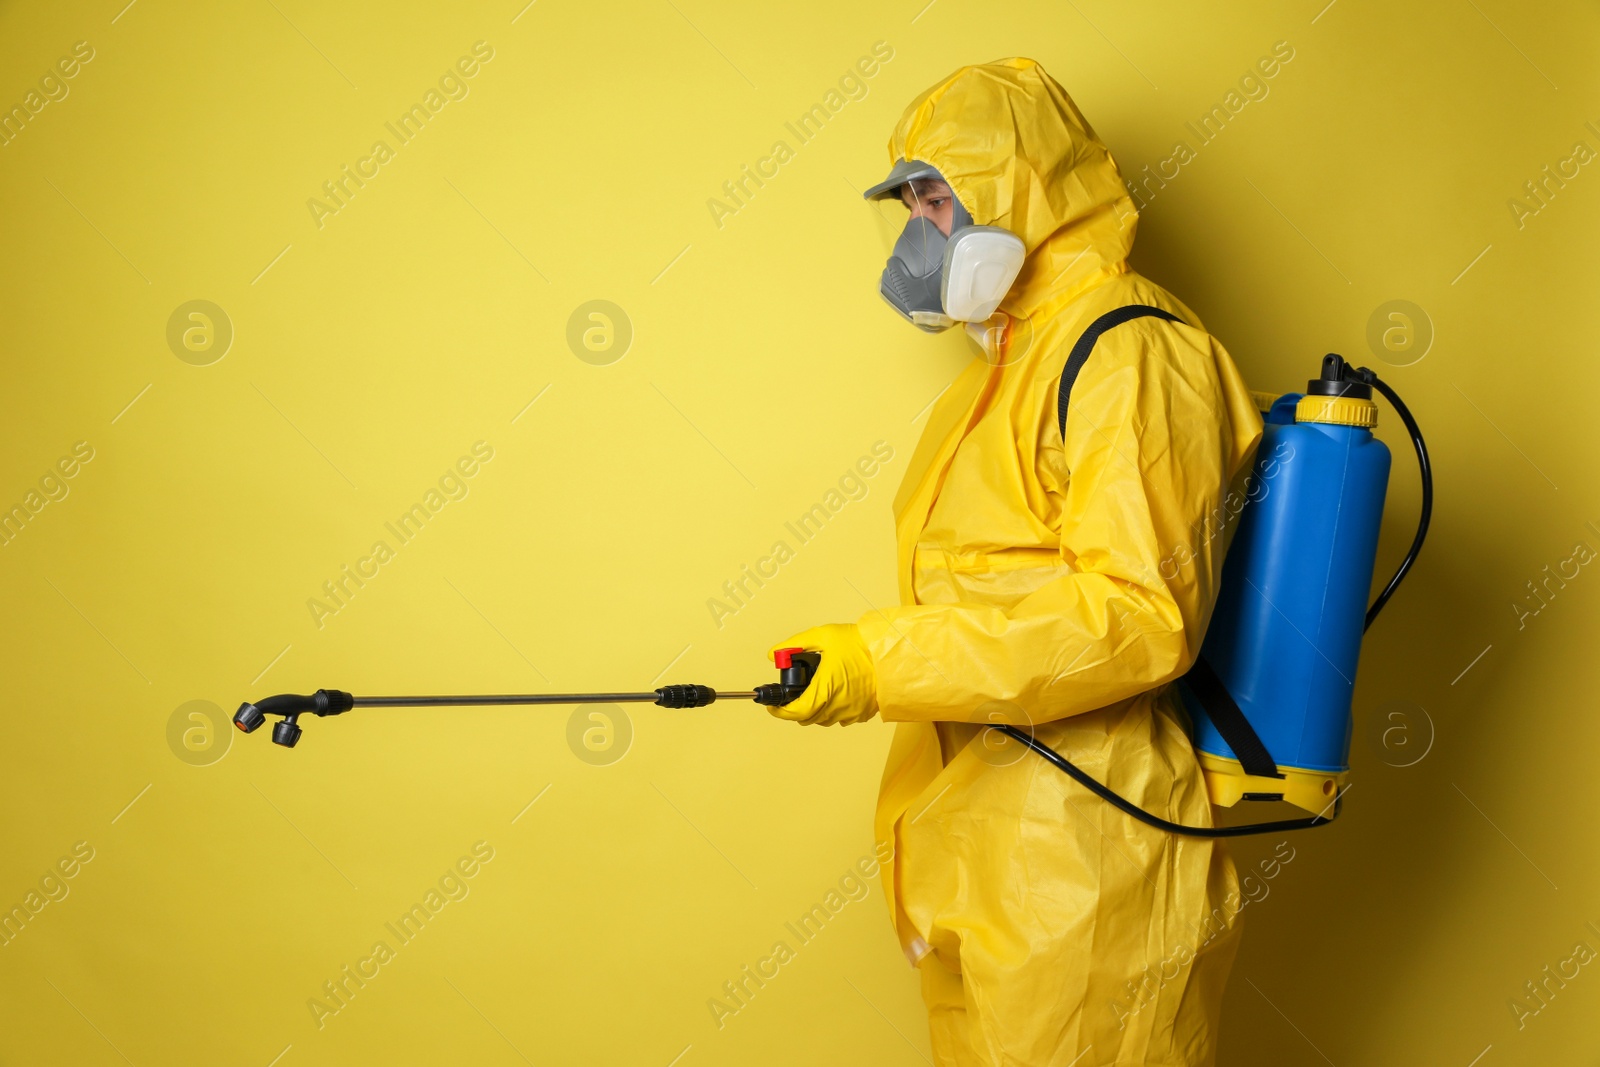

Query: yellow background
left=1, top=0, right=1596, bottom=1063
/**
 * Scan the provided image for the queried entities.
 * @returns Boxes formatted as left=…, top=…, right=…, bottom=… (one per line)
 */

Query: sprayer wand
left=233, top=649, right=821, bottom=748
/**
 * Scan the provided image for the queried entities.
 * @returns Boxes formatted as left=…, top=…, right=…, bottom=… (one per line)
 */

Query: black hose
left=1010, top=359, right=1430, bottom=837
left=995, top=724, right=1342, bottom=838
left=1357, top=369, right=1432, bottom=632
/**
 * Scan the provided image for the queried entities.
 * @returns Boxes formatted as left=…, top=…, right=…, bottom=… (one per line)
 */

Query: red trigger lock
left=774, top=646, right=804, bottom=669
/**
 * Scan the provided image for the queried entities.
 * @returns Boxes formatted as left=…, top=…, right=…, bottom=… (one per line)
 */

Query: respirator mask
left=865, top=159, right=1027, bottom=333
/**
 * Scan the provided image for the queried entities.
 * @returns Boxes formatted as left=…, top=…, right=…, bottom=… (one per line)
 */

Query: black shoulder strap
left=1055, top=304, right=1282, bottom=782
left=1183, top=655, right=1281, bottom=780
left=1057, top=304, right=1183, bottom=440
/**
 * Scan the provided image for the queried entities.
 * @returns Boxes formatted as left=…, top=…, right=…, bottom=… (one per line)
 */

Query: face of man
left=899, top=178, right=957, bottom=236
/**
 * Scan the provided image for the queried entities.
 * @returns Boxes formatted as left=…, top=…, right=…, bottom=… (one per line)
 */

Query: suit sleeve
left=857, top=322, right=1262, bottom=724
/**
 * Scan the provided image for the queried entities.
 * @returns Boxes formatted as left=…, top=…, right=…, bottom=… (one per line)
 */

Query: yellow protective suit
left=857, top=60, right=1265, bottom=1065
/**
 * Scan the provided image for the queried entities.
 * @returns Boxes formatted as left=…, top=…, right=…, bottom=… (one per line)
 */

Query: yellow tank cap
left=1296, top=393, right=1378, bottom=427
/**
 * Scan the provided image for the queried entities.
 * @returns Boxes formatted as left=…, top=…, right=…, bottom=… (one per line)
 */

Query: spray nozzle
left=232, top=690, right=354, bottom=747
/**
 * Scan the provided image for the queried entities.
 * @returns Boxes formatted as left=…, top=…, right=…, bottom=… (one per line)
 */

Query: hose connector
left=654, top=685, right=717, bottom=709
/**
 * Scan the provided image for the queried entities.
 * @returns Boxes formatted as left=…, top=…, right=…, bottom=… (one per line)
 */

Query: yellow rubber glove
left=766, top=624, right=879, bottom=726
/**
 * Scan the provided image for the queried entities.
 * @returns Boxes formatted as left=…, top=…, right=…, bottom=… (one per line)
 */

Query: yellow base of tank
left=1197, top=750, right=1348, bottom=817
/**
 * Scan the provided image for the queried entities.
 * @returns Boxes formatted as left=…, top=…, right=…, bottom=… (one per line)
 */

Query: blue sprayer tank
left=1183, top=357, right=1392, bottom=815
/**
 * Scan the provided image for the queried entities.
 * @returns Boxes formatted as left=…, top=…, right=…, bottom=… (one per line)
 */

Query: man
left=768, top=59, right=1264, bottom=1065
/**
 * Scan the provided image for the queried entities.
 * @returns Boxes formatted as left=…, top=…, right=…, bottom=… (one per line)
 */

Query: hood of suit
left=885, top=57, right=1137, bottom=319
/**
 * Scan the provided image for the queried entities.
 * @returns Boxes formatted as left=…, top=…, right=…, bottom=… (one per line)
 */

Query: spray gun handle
left=753, top=647, right=821, bottom=706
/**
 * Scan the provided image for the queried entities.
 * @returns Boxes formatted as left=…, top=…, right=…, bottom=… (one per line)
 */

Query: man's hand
left=765, top=624, right=879, bottom=726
